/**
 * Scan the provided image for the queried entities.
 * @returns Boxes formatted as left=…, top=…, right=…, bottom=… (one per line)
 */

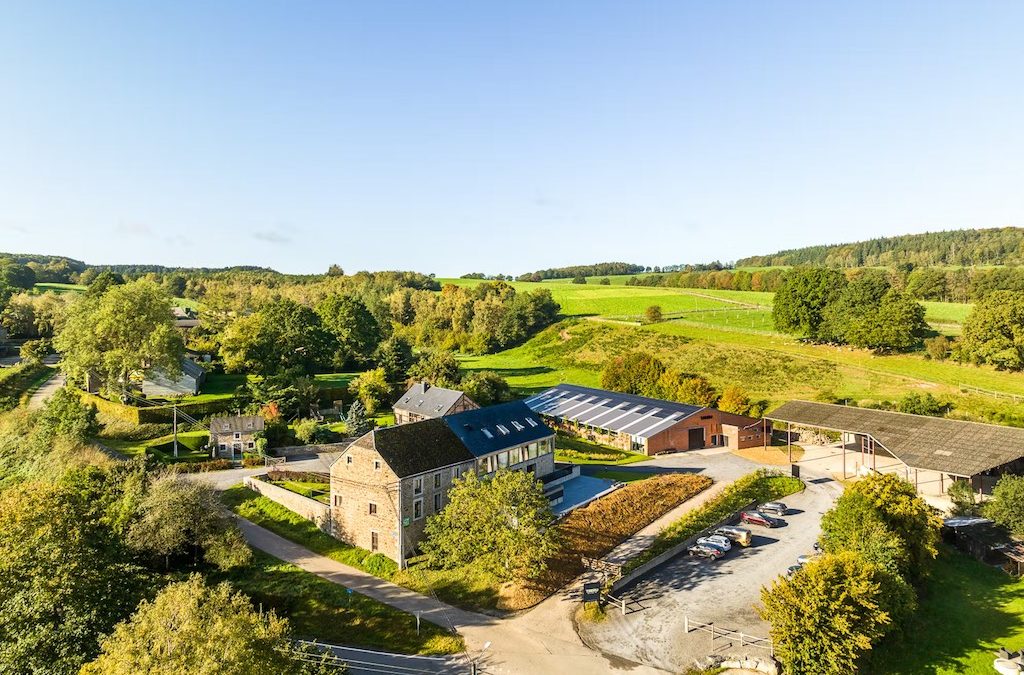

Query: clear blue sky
left=1, top=2, right=1022, bottom=276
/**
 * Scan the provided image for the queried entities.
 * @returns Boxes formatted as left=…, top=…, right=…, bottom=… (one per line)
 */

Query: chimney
left=422, top=381, right=430, bottom=391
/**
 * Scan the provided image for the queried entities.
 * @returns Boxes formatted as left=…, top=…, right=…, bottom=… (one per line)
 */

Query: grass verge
left=866, top=546, right=1024, bottom=674
left=622, top=469, right=804, bottom=574
left=222, top=485, right=398, bottom=578
left=218, top=550, right=463, bottom=655
left=554, top=432, right=650, bottom=465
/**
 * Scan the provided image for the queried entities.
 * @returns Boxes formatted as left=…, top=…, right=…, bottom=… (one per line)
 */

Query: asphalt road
left=579, top=471, right=842, bottom=673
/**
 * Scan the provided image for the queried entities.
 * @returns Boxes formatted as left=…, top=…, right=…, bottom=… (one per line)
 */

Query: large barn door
left=687, top=427, right=705, bottom=450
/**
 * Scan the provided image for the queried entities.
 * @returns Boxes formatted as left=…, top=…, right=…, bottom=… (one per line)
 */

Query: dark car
left=758, top=501, right=789, bottom=516
left=687, top=543, right=725, bottom=560
left=740, top=510, right=781, bottom=528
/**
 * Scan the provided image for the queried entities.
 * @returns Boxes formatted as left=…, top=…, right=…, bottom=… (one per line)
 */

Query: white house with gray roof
left=392, top=381, right=478, bottom=425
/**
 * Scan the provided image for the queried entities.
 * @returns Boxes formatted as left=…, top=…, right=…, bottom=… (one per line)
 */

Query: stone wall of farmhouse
left=243, top=475, right=331, bottom=532
left=330, top=439, right=405, bottom=561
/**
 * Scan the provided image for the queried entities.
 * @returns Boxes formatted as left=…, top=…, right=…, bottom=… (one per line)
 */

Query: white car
left=698, top=535, right=732, bottom=552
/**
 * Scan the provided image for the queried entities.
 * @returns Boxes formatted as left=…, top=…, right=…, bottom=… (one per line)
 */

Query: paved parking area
left=579, top=475, right=841, bottom=673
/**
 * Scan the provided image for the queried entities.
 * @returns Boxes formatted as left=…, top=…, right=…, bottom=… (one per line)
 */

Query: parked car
left=688, top=543, right=725, bottom=560
left=714, top=525, right=752, bottom=547
left=698, top=535, right=732, bottom=552
left=758, top=501, right=789, bottom=516
left=741, top=511, right=782, bottom=528
left=785, top=564, right=803, bottom=577
left=797, top=553, right=821, bottom=566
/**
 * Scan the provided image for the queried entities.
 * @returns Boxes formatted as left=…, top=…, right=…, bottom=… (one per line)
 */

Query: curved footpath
left=236, top=448, right=797, bottom=674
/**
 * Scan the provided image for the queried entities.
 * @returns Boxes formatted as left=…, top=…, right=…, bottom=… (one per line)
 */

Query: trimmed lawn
left=315, top=372, right=358, bottom=389
left=590, top=469, right=655, bottom=483
left=868, top=547, right=1024, bottom=674
left=273, top=480, right=330, bottom=504
left=101, top=429, right=209, bottom=462
left=219, top=550, right=463, bottom=655
left=554, top=432, right=649, bottom=465
left=222, top=486, right=396, bottom=576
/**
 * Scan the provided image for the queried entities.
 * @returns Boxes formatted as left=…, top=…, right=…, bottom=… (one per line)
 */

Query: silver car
left=759, top=501, right=789, bottom=516
left=698, top=534, right=732, bottom=552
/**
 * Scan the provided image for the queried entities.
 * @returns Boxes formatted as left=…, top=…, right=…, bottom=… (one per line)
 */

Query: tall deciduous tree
left=316, top=294, right=383, bottom=369
left=127, top=475, right=251, bottom=571
left=984, top=474, right=1024, bottom=535
left=0, top=481, right=148, bottom=675
left=846, top=472, right=940, bottom=581
left=759, top=552, right=915, bottom=675
left=348, top=368, right=391, bottom=415
left=422, top=470, right=560, bottom=581
left=600, top=352, right=666, bottom=396
left=959, top=290, right=1024, bottom=371
left=408, top=350, right=462, bottom=388
left=772, top=268, right=847, bottom=338
left=220, top=299, right=334, bottom=376
left=55, top=279, right=183, bottom=392
left=460, top=371, right=511, bottom=406
left=81, top=576, right=306, bottom=675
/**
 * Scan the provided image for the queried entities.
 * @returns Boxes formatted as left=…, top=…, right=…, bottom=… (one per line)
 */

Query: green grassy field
left=867, top=547, right=1024, bottom=674
left=220, top=550, right=463, bottom=654
left=102, top=429, right=210, bottom=461
left=553, top=432, right=649, bottom=465
left=32, top=282, right=198, bottom=310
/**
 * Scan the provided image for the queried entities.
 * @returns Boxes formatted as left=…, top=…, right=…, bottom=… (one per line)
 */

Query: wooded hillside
left=737, top=227, right=1024, bottom=268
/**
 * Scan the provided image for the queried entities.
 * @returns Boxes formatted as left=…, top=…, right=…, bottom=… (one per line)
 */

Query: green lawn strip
left=553, top=432, right=649, bottom=465
left=622, top=470, right=804, bottom=574
left=867, top=546, right=1024, bottom=674
left=273, top=480, right=331, bottom=503
left=392, top=563, right=505, bottom=614
left=222, top=485, right=398, bottom=577
left=314, top=372, right=358, bottom=389
left=218, top=550, right=463, bottom=655
left=102, top=429, right=210, bottom=462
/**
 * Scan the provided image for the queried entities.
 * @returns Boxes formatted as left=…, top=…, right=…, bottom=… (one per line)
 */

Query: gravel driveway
left=579, top=468, right=841, bottom=673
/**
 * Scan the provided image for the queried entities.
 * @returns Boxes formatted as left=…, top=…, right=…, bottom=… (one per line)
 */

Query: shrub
left=164, top=459, right=234, bottom=473
left=644, top=305, right=663, bottom=324
left=362, top=553, right=398, bottom=578
left=292, top=418, right=319, bottom=445
left=923, top=335, right=953, bottom=360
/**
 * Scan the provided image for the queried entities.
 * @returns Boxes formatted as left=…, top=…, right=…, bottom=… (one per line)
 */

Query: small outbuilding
left=392, top=381, right=478, bottom=425
left=210, top=415, right=265, bottom=458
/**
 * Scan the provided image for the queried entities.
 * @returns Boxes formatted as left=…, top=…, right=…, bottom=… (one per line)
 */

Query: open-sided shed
left=766, top=400, right=1024, bottom=495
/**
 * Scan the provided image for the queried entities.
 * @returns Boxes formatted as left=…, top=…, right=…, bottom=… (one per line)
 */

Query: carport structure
left=765, top=401, right=1024, bottom=496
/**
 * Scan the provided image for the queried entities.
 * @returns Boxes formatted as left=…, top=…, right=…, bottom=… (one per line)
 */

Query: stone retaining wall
left=243, top=474, right=331, bottom=532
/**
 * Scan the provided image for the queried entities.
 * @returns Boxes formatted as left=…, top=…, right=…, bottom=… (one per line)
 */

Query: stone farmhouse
left=525, top=383, right=766, bottom=455
left=210, top=414, right=265, bottom=459
left=330, top=400, right=555, bottom=566
left=392, top=381, right=478, bottom=424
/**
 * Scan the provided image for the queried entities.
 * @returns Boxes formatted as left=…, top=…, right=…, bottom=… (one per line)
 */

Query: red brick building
left=525, top=383, right=765, bottom=456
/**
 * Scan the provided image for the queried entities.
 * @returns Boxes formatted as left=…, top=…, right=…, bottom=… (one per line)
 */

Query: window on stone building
left=374, top=460, right=381, bottom=471
left=434, top=493, right=442, bottom=513
left=434, top=472, right=441, bottom=489
left=413, top=499, right=423, bottom=520
left=368, top=502, right=377, bottom=516
left=413, top=477, right=423, bottom=495
left=333, top=495, right=342, bottom=507
left=371, top=531, right=379, bottom=552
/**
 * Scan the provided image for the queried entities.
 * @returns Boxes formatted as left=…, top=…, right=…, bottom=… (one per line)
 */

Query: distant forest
left=737, top=227, right=1024, bottom=268
left=516, top=262, right=645, bottom=281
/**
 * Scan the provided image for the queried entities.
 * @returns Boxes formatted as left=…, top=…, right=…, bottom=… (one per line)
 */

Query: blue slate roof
left=443, top=400, right=554, bottom=458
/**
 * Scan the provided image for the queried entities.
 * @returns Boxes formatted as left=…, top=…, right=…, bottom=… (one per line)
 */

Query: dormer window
left=496, top=424, right=510, bottom=435
left=525, top=417, right=538, bottom=428
left=511, top=421, right=525, bottom=431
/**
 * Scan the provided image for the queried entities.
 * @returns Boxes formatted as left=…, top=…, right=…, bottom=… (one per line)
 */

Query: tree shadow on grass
left=865, top=546, right=1024, bottom=674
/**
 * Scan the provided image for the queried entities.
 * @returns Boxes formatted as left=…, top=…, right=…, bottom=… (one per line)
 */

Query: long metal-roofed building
left=525, top=383, right=766, bottom=455
left=767, top=400, right=1024, bottom=495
